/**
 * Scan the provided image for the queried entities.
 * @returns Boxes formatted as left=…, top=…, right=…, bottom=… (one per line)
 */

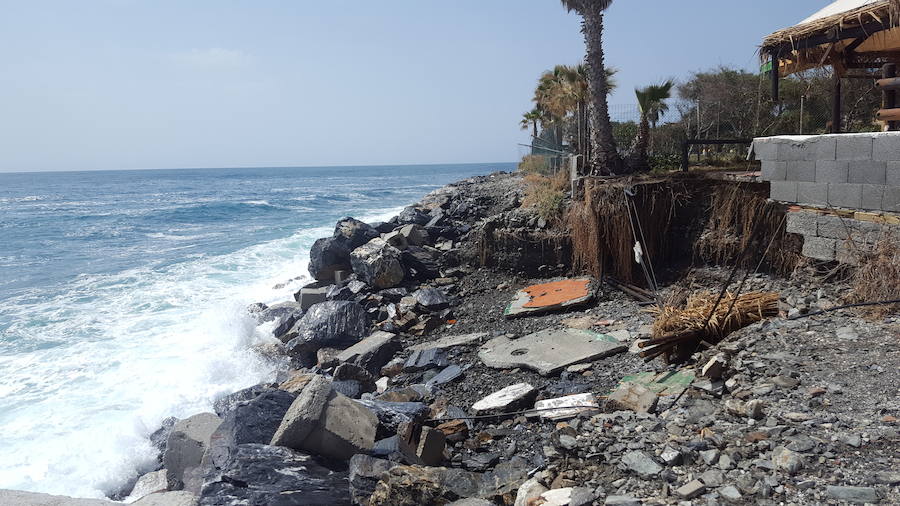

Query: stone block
left=761, top=161, right=786, bottom=181
left=786, top=161, right=816, bottom=182
left=828, top=183, right=862, bottom=209
left=802, top=236, right=836, bottom=261
left=297, top=282, right=330, bottom=311
left=817, top=214, right=855, bottom=240
left=786, top=211, right=817, bottom=235
left=836, top=135, right=873, bottom=161
left=779, top=141, right=809, bottom=161
left=816, top=160, right=849, bottom=184
left=797, top=182, right=828, bottom=206
left=873, top=133, right=900, bottom=161
left=770, top=181, right=798, bottom=202
left=751, top=138, right=779, bottom=161
left=812, top=136, right=837, bottom=160
left=164, top=413, right=223, bottom=490
left=848, top=160, right=887, bottom=184
left=862, top=184, right=885, bottom=210
left=884, top=186, right=900, bottom=213
left=887, top=161, right=900, bottom=185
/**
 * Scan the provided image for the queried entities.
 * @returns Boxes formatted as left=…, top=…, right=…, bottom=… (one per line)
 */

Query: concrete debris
left=530, top=393, right=599, bottom=420
left=504, top=278, right=596, bottom=318
left=607, top=382, right=658, bottom=414
left=408, top=332, right=486, bottom=352
left=471, top=383, right=538, bottom=415
left=479, top=328, right=625, bottom=376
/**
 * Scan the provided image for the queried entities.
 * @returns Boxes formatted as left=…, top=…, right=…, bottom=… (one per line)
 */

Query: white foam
left=0, top=225, right=328, bottom=498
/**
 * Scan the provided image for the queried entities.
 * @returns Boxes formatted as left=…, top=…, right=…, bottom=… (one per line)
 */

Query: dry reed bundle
left=640, top=291, right=780, bottom=362
left=762, top=0, right=900, bottom=52
left=848, top=235, right=900, bottom=318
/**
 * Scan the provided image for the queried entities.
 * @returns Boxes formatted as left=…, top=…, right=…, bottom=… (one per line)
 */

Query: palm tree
left=560, top=0, right=622, bottom=175
left=629, top=80, right=674, bottom=172
left=520, top=108, right=542, bottom=139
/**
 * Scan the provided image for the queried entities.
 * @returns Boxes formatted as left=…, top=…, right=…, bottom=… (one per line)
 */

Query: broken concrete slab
left=479, top=328, right=626, bottom=376
left=608, top=382, right=658, bottom=414
left=471, top=383, right=537, bottom=415
left=615, top=370, right=695, bottom=397
left=503, top=278, right=596, bottom=318
left=529, top=393, right=599, bottom=420
left=408, top=332, right=486, bottom=352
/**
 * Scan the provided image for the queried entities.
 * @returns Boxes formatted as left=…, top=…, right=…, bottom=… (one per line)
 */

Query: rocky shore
left=8, top=171, right=899, bottom=505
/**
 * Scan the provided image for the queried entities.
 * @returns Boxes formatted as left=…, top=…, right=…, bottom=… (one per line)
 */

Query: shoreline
left=5, top=170, right=899, bottom=505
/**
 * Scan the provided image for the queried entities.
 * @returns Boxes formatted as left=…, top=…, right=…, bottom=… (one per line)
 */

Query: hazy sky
left=0, top=0, right=825, bottom=172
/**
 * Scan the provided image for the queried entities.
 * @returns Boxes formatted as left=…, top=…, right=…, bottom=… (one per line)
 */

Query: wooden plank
left=875, top=77, right=900, bottom=90
left=876, top=108, right=900, bottom=121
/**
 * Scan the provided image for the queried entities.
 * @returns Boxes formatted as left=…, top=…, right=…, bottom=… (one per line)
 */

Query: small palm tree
left=520, top=108, right=542, bottom=139
left=560, top=0, right=621, bottom=175
left=629, top=80, right=674, bottom=172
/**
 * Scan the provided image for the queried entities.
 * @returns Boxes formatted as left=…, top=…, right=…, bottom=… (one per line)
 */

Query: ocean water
left=0, top=163, right=513, bottom=499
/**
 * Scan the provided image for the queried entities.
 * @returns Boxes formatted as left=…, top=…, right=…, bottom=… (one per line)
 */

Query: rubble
left=478, top=328, right=625, bottom=375
left=504, top=278, right=596, bottom=318
left=471, top=383, right=537, bottom=415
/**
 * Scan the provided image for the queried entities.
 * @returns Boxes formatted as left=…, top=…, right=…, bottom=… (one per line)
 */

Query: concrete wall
left=754, top=132, right=900, bottom=213
left=754, top=132, right=900, bottom=263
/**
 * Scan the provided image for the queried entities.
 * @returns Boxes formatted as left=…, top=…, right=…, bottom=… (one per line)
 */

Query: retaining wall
left=754, top=132, right=900, bottom=263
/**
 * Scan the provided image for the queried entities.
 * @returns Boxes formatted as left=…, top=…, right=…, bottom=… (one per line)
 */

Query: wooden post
left=681, top=140, right=690, bottom=172
left=832, top=72, right=842, bottom=133
left=770, top=51, right=780, bottom=103
left=884, top=63, right=898, bottom=131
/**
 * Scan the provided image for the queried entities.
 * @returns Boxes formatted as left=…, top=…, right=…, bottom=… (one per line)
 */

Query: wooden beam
left=876, top=108, right=900, bottom=121
left=770, top=51, right=780, bottom=103
left=876, top=76, right=900, bottom=90
left=832, top=73, right=843, bottom=133
left=883, top=64, right=898, bottom=130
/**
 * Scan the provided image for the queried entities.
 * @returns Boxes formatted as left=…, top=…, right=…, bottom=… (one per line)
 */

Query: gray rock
left=404, top=348, right=449, bottom=372
left=133, top=491, right=197, bottom=506
left=126, top=469, right=168, bottom=502
left=426, top=364, right=464, bottom=388
left=308, top=236, right=351, bottom=282
left=350, top=238, right=405, bottom=289
left=0, top=489, right=114, bottom=505
left=215, top=388, right=296, bottom=445
left=604, top=496, right=642, bottom=506
left=349, top=455, right=399, bottom=505
left=413, top=287, right=450, bottom=311
left=447, top=500, right=494, bottom=506
left=357, top=399, right=430, bottom=438
left=397, top=224, right=429, bottom=246
left=335, top=331, right=401, bottom=376
left=569, top=487, right=597, bottom=506
left=255, top=301, right=302, bottom=324
left=270, top=375, right=378, bottom=460
left=621, top=451, right=662, bottom=478
left=271, top=304, right=305, bottom=338
left=401, top=247, right=441, bottom=280
left=284, top=301, right=369, bottom=365
left=212, top=384, right=275, bottom=417
left=335, top=217, right=380, bottom=250
left=826, top=485, right=879, bottom=503
left=397, top=206, right=430, bottom=225
left=772, top=446, right=803, bottom=474
left=164, top=412, right=223, bottom=490
left=719, top=485, right=742, bottom=501
left=295, top=282, right=330, bottom=311
left=198, top=443, right=348, bottom=506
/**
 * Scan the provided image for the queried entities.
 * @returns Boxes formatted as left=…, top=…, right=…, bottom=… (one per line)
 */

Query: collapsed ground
left=130, top=171, right=898, bottom=506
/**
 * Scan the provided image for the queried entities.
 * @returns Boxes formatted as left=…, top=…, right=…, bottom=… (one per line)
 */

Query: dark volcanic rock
left=257, top=301, right=303, bottom=324
left=331, top=363, right=377, bottom=399
left=401, top=247, right=441, bottom=280
left=198, top=443, right=349, bottom=506
left=213, top=384, right=277, bottom=417
left=349, top=455, right=400, bottom=506
left=149, top=416, right=178, bottom=462
left=335, top=217, right=380, bottom=250
left=284, top=301, right=369, bottom=366
left=404, top=348, right=449, bottom=372
left=413, top=287, right=450, bottom=311
left=350, top=238, right=405, bottom=289
left=308, top=236, right=352, bottom=282
left=397, top=206, right=430, bottom=226
left=357, top=399, right=430, bottom=439
left=216, top=388, right=296, bottom=445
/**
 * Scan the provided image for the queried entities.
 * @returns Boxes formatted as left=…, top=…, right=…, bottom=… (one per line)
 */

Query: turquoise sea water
left=0, top=163, right=513, bottom=498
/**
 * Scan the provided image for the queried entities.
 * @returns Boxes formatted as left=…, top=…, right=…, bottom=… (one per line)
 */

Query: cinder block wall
left=754, top=132, right=900, bottom=262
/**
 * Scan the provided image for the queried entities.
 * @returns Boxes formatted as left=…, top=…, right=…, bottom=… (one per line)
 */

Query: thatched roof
left=762, top=0, right=900, bottom=75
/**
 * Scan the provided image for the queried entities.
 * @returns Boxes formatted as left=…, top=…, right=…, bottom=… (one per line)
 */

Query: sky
left=0, top=0, right=827, bottom=172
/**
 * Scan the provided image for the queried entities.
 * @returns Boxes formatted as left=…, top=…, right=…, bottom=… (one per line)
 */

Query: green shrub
left=518, top=154, right=551, bottom=175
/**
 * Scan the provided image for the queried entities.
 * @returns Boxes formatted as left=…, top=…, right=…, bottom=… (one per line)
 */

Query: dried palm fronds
left=848, top=235, right=900, bottom=318
left=640, top=291, right=780, bottom=363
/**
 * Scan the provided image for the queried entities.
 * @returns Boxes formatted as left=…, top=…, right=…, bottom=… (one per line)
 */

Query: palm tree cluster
left=627, top=80, right=674, bottom=172
left=521, top=64, right=616, bottom=166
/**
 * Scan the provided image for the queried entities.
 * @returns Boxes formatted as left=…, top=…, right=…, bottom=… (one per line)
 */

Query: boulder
left=164, top=413, right=223, bottom=490
left=332, top=363, right=377, bottom=399
left=349, top=455, right=400, bottom=505
left=294, top=281, right=331, bottom=311
left=270, top=375, right=378, bottom=461
left=397, top=224, right=428, bottom=246
left=335, top=217, right=380, bottom=249
left=357, top=399, right=430, bottom=438
left=212, top=384, right=275, bottom=417
left=198, top=443, right=349, bottom=506
left=334, top=331, right=401, bottom=376
left=149, top=416, right=178, bottom=460
left=397, top=206, right=430, bottom=226
left=284, top=301, right=369, bottom=366
left=133, top=491, right=197, bottom=506
left=308, top=236, right=352, bottom=282
left=256, top=301, right=303, bottom=325
left=382, top=230, right=409, bottom=250
left=401, top=247, right=441, bottom=280
left=368, top=465, right=482, bottom=506
left=350, top=238, right=405, bottom=289
left=0, top=490, right=114, bottom=506
left=215, top=388, right=296, bottom=445
left=126, top=469, right=168, bottom=502
left=413, top=287, right=450, bottom=312
left=403, top=348, right=449, bottom=372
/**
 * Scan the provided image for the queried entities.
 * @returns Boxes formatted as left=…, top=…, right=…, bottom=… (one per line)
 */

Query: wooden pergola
left=761, top=0, right=900, bottom=132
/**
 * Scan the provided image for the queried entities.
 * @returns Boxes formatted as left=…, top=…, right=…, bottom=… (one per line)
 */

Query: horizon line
left=0, top=160, right=519, bottom=175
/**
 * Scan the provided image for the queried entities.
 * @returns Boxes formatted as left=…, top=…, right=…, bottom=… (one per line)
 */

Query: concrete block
left=872, top=133, right=900, bottom=161
left=816, top=160, right=849, bottom=184
left=770, top=181, right=798, bottom=202
left=787, top=161, right=816, bottom=182
left=817, top=214, right=856, bottom=239
left=802, top=236, right=837, bottom=261
left=779, top=142, right=809, bottom=161
left=887, top=161, right=900, bottom=186
left=297, top=282, right=330, bottom=310
left=812, top=136, right=837, bottom=160
left=884, top=186, right=900, bottom=213
left=848, top=160, right=887, bottom=184
left=836, top=135, right=873, bottom=161
left=797, top=182, right=828, bottom=206
left=862, top=184, right=885, bottom=210
left=751, top=138, right=779, bottom=161
left=761, top=161, right=787, bottom=181
left=786, top=210, right=818, bottom=235
left=852, top=221, right=888, bottom=245
left=827, top=183, right=862, bottom=209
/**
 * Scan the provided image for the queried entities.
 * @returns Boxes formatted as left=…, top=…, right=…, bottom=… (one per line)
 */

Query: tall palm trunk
left=580, top=11, right=622, bottom=175
left=628, top=113, right=650, bottom=172
left=532, top=120, right=538, bottom=139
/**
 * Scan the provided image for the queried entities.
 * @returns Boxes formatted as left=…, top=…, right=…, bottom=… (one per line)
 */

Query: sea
left=0, top=163, right=513, bottom=499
